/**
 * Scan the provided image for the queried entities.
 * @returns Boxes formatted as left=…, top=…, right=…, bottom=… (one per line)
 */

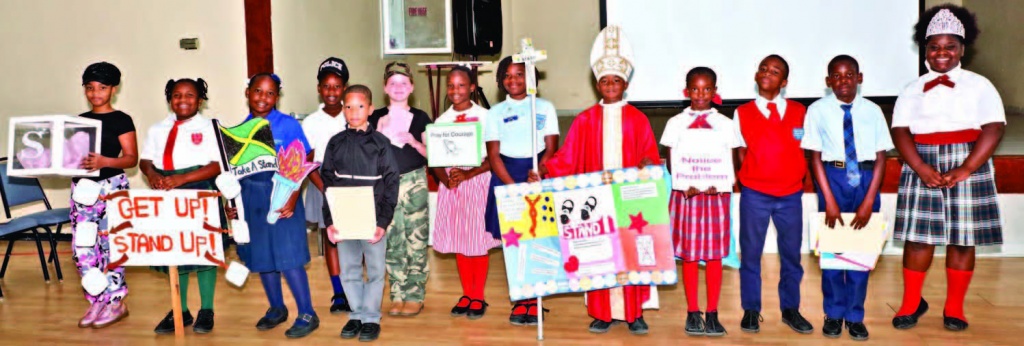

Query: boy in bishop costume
left=543, top=25, right=661, bottom=335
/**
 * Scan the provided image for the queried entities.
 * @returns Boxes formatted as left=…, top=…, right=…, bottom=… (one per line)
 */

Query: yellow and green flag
left=214, top=118, right=278, bottom=178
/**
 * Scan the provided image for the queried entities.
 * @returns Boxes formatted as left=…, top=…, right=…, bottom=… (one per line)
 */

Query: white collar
left=684, top=106, right=716, bottom=116
left=756, top=94, right=785, bottom=106
left=163, top=113, right=205, bottom=126
left=504, top=95, right=530, bottom=105
left=925, top=63, right=964, bottom=82
left=600, top=99, right=628, bottom=108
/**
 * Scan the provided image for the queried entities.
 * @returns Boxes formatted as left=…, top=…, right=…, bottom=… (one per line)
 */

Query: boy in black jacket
left=321, top=85, right=399, bottom=341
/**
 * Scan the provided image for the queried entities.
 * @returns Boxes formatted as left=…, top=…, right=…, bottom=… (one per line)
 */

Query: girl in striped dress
left=661, top=67, right=736, bottom=337
left=431, top=66, right=500, bottom=320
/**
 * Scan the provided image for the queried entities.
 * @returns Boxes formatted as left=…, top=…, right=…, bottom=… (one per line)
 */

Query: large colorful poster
left=496, top=165, right=677, bottom=301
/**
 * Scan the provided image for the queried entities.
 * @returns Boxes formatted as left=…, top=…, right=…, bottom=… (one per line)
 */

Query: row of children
left=63, top=3, right=1002, bottom=342
left=67, top=57, right=435, bottom=341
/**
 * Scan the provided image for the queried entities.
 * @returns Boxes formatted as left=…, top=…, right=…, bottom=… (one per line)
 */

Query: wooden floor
left=1, top=236, right=1022, bottom=345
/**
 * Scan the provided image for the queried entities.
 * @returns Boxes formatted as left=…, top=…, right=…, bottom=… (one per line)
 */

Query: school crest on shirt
left=191, top=132, right=203, bottom=145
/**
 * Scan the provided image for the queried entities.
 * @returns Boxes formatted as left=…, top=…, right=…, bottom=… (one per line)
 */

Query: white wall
left=0, top=0, right=249, bottom=216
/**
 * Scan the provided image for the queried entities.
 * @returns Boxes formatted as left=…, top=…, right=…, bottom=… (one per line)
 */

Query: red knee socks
left=455, top=254, right=474, bottom=301
left=683, top=260, right=723, bottom=313
left=471, top=255, right=489, bottom=300
left=683, top=261, right=700, bottom=312
left=945, top=268, right=973, bottom=321
left=896, top=268, right=927, bottom=316
left=705, top=260, right=722, bottom=313
left=456, top=254, right=490, bottom=301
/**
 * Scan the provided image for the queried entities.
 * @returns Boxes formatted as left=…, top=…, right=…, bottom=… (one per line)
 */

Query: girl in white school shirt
left=139, top=78, right=225, bottom=335
left=891, top=4, right=1005, bottom=332
left=430, top=66, right=500, bottom=320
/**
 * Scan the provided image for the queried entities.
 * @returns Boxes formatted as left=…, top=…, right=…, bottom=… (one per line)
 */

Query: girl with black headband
left=139, top=78, right=225, bottom=335
left=73, top=61, right=138, bottom=329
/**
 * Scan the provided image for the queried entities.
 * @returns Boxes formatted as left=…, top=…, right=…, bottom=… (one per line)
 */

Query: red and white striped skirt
left=670, top=191, right=731, bottom=261
left=432, top=169, right=500, bottom=256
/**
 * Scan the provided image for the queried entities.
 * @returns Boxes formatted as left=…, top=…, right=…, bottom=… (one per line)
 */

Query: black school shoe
left=193, top=309, right=214, bottom=334
left=740, top=310, right=762, bottom=333
left=588, top=319, right=612, bottom=333
left=154, top=310, right=194, bottom=334
left=359, top=323, right=382, bottom=342
left=943, top=314, right=969, bottom=331
left=466, top=300, right=488, bottom=320
left=822, top=317, right=843, bottom=338
left=684, top=311, right=705, bottom=336
left=330, top=293, right=351, bottom=314
left=846, top=321, right=869, bottom=341
left=892, top=298, right=929, bottom=330
left=340, top=319, right=362, bottom=339
left=284, top=313, right=320, bottom=338
left=522, top=304, right=549, bottom=326
left=704, top=312, right=726, bottom=337
left=781, top=309, right=813, bottom=334
left=627, top=317, right=649, bottom=335
left=256, top=307, right=288, bottom=330
left=451, top=296, right=471, bottom=317
left=509, top=303, right=528, bottom=326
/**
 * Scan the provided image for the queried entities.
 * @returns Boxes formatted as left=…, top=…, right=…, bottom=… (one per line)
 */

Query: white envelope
left=325, top=186, right=377, bottom=240
left=811, top=212, right=888, bottom=254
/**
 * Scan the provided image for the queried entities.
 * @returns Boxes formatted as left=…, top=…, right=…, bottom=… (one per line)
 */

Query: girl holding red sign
left=139, top=78, right=225, bottom=335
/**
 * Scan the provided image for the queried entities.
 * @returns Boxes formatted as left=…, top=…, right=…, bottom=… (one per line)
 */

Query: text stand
left=512, top=38, right=548, bottom=172
left=169, top=265, right=185, bottom=338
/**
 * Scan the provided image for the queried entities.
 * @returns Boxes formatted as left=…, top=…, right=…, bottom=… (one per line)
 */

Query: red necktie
left=162, top=120, right=185, bottom=170
left=688, top=113, right=713, bottom=129
left=767, top=102, right=782, bottom=123
left=923, top=75, right=955, bottom=92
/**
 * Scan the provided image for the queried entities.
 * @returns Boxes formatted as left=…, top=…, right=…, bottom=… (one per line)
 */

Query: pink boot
left=78, top=302, right=105, bottom=328
left=92, top=301, right=129, bottom=329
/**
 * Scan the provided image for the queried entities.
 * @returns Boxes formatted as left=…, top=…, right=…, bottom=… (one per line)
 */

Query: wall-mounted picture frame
left=381, top=0, right=453, bottom=55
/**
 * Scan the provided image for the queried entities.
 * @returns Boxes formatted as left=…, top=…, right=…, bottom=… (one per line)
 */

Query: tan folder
left=325, top=186, right=377, bottom=240
left=813, top=212, right=888, bottom=253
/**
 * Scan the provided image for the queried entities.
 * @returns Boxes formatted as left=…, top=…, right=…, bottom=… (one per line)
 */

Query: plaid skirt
left=894, top=142, right=1002, bottom=246
left=670, top=191, right=731, bottom=261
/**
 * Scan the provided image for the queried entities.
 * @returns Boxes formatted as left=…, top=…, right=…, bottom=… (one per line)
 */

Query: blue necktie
left=841, top=104, right=860, bottom=186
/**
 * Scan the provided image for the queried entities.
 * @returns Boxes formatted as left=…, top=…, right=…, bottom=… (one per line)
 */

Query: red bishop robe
left=544, top=102, right=661, bottom=323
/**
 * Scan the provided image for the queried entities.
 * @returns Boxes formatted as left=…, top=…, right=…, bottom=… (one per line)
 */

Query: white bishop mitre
left=590, top=25, right=635, bottom=81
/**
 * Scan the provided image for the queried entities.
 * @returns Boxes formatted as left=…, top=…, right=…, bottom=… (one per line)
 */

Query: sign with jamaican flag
left=213, top=118, right=277, bottom=178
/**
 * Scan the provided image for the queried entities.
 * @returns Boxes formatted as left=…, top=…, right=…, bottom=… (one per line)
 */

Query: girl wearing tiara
left=891, top=5, right=1005, bottom=332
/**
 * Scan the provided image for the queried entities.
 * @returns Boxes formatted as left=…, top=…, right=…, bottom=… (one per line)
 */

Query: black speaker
left=453, top=0, right=502, bottom=56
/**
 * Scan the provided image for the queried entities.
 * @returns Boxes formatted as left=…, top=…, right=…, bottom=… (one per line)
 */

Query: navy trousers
left=739, top=186, right=804, bottom=312
left=815, top=165, right=878, bottom=322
